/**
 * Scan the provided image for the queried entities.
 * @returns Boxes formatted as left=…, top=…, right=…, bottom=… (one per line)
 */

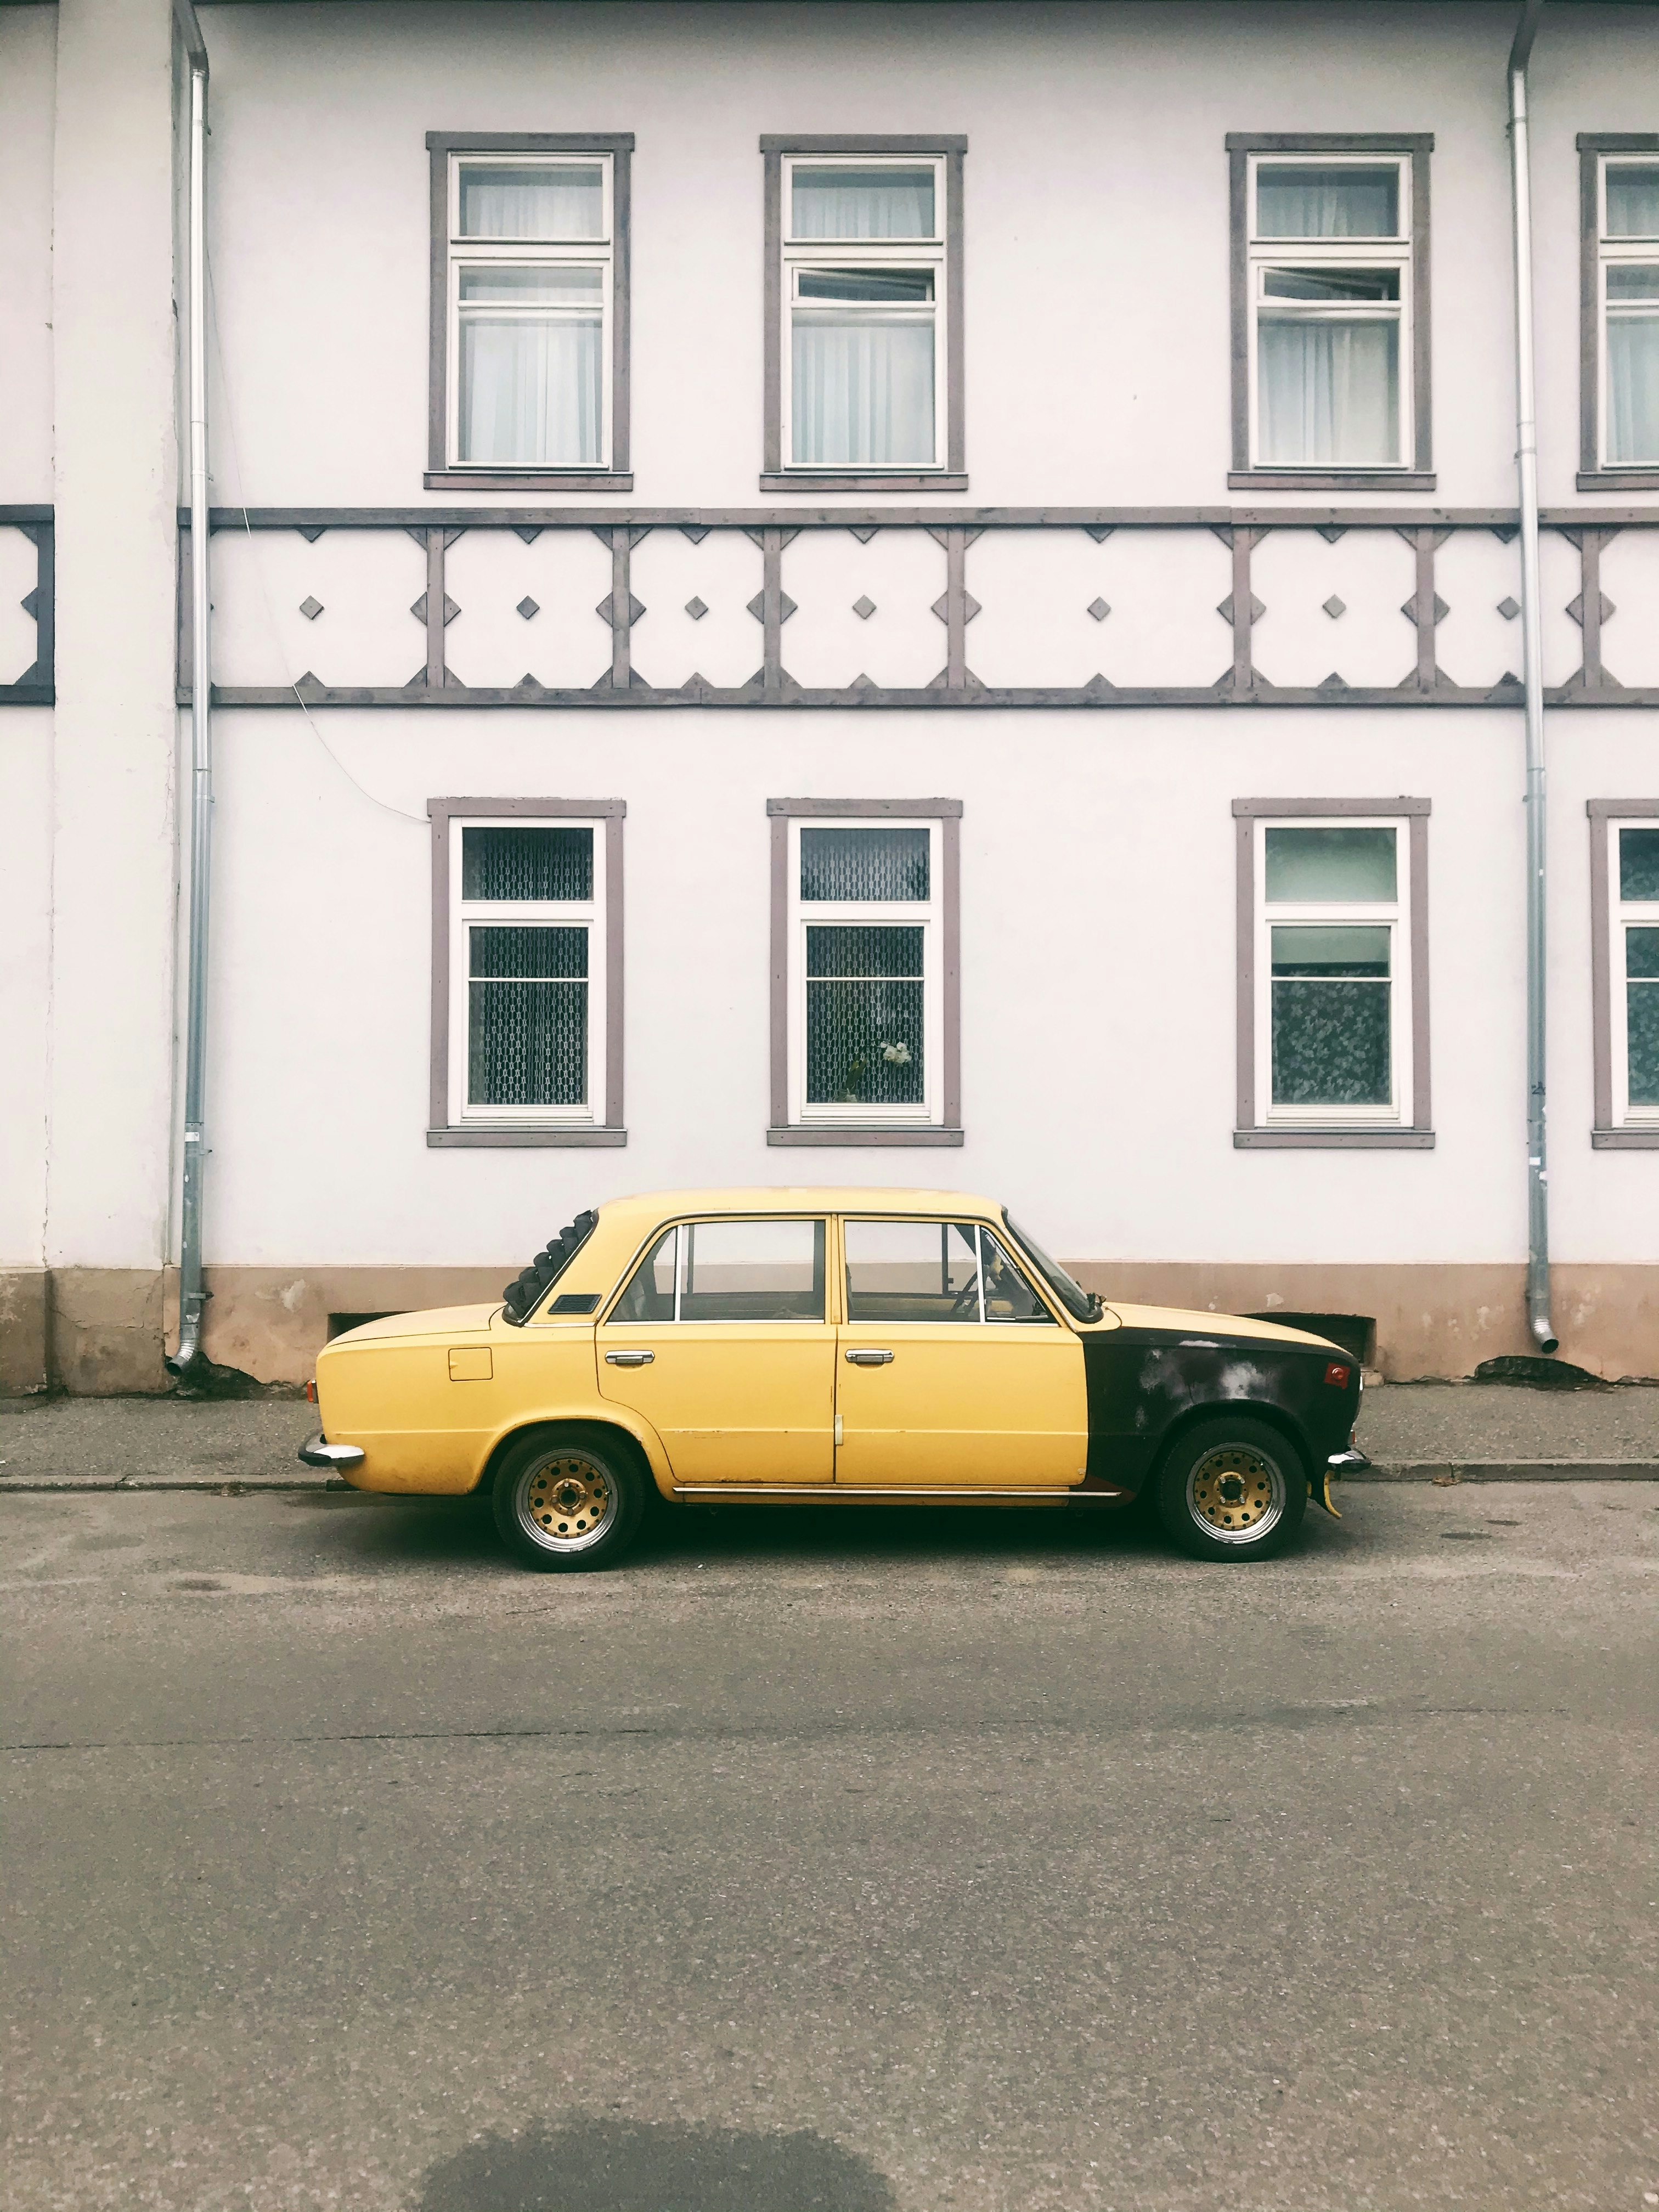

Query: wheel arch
left=472, top=1412, right=674, bottom=1502
left=1146, top=1398, right=1313, bottom=1491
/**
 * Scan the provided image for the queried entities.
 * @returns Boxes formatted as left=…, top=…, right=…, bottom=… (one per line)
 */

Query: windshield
left=1002, top=1212, right=1101, bottom=1324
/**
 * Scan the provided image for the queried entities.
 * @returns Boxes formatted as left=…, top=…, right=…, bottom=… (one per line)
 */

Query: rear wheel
left=1154, top=1416, right=1307, bottom=1562
left=492, top=1428, right=646, bottom=1573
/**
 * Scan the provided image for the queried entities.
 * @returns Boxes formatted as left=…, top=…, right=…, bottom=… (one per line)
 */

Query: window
left=613, top=1220, right=826, bottom=1322
left=1589, top=803, right=1659, bottom=1144
left=843, top=1219, right=1053, bottom=1325
left=1233, top=799, right=1432, bottom=1149
left=426, top=799, right=625, bottom=1147
left=1228, top=136, right=1433, bottom=489
left=767, top=800, right=962, bottom=1146
left=760, top=137, right=967, bottom=489
left=426, top=132, right=632, bottom=491
left=1581, top=138, right=1659, bottom=482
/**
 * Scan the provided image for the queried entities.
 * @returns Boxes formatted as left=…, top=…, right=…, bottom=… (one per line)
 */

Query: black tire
left=492, top=1427, right=647, bottom=1573
left=1153, top=1415, right=1308, bottom=1562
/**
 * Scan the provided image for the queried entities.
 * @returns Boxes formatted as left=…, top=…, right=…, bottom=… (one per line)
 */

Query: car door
left=834, top=1217, right=1089, bottom=1487
left=596, top=1215, right=836, bottom=1485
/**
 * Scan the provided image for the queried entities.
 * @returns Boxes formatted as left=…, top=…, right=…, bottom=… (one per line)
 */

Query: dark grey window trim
left=1588, top=796, right=1659, bottom=1147
left=0, top=507, right=53, bottom=705
left=1232, top=794, right=1432, bottom=1149
left=427, top=795, right=626, bottom=1147
left=761, top=134, right=967, bottom=493
left=766, top=795, right=962, bottom=1146
left=426, top=132, right=634, bottom=495
left=1226, top=132, right=1434, bottom=493
left=1577, top=134, right=1659, bottom=491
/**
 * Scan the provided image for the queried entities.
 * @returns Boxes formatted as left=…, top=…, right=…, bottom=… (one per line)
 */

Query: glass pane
left=1256, top=163, right=1400, bottom=239
left=805, top=926, right=924, bottom=1107
left=1272, top=990, right=1391, bottom=1108
left=1271, top=924, right=1391, bottom=975
left=1263, top=267, right=1400, bottom=302
left=844, top=1218, right=981, bottom=1323
left=1608, top=315, right=1659, bottom=465
left=1606, top=164, right=1659, bottom=238
left=1607, top=264, right=1659, bottom=301
left=679, top=1218, right=825, bottom=1322
left=459, top=162, right=603, bottom=240
left=458, top=314, right=602, bottom=466
left=791, top=165, right=935, bottom=240
left=462, top=825, right=592, bottom=902
left=798, top=269, right=933, bottom=303
left=467, top=926, right=587, bottom=1107
left=979, top=1229, right=1051, bottom=1324
left=1002, top=1214, right=1097, bottom=1323
left=1629, top=977, right=1659, bottom=1107
left=800, top=826, right=929, bottom=901
left=1628, top=925, right=1659, bottom=980
left=1620, top=827, right=1659, bottom=901
left=792, top=313, right=935, bottom=466
left=459, top=266, right=603, bottom=305
left=613, top=1227, right=677, bottom=1323
left=1259, top=317, right=1400, bottom=465
left=1265, top=826, right=1397, bottom=902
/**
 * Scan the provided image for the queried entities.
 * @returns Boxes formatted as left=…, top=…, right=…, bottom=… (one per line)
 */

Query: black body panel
left=1079, top=1327, right=1361, bottom=1493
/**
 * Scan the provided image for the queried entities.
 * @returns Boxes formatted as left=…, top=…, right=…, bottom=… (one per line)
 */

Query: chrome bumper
left=298, top=1431, right=365, bottom=1471
left=1327, top=1448, right=1370, bottom=1475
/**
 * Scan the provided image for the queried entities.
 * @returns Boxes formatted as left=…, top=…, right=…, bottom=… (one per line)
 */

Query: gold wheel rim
left=1188, top=1446, right=1284, bottom=1543
left=520, top=1454, right=616, bottom=1549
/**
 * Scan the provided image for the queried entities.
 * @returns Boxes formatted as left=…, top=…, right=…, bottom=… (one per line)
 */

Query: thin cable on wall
left=205, top=258, right=428, bottom=828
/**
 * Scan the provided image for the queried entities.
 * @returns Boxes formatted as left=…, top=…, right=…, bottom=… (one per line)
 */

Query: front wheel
left=1153, top=1416, right=1307, bottom=1562
left=493, top=1428, right=646, bottom=1573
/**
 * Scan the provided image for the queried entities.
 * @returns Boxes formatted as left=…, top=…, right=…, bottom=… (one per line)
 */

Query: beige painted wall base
left=6, top=1262, right=1656, bottom=1392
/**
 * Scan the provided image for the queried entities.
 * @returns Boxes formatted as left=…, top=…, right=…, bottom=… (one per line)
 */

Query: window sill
left=1591, top=1126, right=1659, bottom=1149
left=768, top=1124, right=964, bottom=1148
left=758, top=473, right=969, bottom=494
left=428, top=1125, right=628, bottom=1148
left=424, top=473, right=634, bottom=494
left=1227, top=471, right=1436, bottom=493
left=1234, top=1127, right=1434, bottom=1150
left=1576, top=472, right=1659, bottom=493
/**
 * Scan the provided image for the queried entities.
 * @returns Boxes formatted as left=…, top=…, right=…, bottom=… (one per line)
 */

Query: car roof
left=599, top=1187, right=1005, bottom=1231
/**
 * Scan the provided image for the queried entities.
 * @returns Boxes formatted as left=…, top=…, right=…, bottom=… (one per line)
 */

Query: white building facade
left=3, top=0, right=1658, bottom=1392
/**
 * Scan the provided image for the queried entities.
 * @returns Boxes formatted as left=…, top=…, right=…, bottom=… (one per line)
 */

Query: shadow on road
left=414, top=2117, right=893, bottom=2212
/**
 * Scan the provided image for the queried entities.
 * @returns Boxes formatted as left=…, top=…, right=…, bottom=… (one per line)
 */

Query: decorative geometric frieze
left=1216, top=592, right=1266, bottom=627
left=516, top=596, right=540, bottom=621
left=512, top=526, right=541, bottom=546
left=850, top=672, right=879, bottom=690
left=21, top=588, right=38, bottom=620
left=1318, top=671, right=1351, bottom=691
left=684, top=596, right=708, bottom=620
left=299, top=596, right=323, bottom=621
left=746, top=590, right=798, bottom=622
left=596, top=590, right=646, bottom=629
left=1317, top=524, right=1348, bottom=545
left=852, top=595, right=877, bottom=620
left=1087, top=597, right=1111, bottom=623
left=1400, top=592, right=1450, bottom=625
left=410, top=592, right=461, bottom=627
left=1566, top=590, right=1616, bottom=628
left=848, top=526, right=881, bottom=545
left=1498, top=596, right=1521, bottom=621
left=680, top=524, right=711, bottom=544
left=930, top=591, right=982, bottom=623
left=1084, top=525, right=1115, bottom=544
left=297, top=526, right=326, bottom=544
left=1322, top=595, right=1346, bottom=620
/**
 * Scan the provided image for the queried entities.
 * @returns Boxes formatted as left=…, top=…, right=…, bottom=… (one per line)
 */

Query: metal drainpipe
left=166, top=0, right=212, bottom=1379
left=1508, top=0, right=1560, bottom=1354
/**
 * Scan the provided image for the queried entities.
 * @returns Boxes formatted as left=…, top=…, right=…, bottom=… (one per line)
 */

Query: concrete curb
left=0, top=1476, right=352, bottom=1494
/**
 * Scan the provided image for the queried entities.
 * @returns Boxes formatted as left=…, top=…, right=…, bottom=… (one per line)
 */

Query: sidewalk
left=0, top=1382, right=1655, bottom=1491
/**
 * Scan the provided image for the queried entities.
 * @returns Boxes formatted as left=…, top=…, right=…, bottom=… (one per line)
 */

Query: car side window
left=612, top=1219, right=827, bottom=1323
left=979, top=1227, right=1051, bottom=1324
left=843, top=1218, right=985, bottom=1322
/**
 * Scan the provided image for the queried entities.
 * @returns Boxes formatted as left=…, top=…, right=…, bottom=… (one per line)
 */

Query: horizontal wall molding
left=180, top=504, right=1658, bottom=532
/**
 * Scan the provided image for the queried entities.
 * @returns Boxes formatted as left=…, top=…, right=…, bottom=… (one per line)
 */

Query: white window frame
left=1254, top=815, right=1412, bottom=1127
left=779, top=152, right=948, bottom=476
left=787, top=815, right=943, bottom=1128
left=1609, top=817, right=1659, bottom=1126
left=1245, top=150, right=1414, bottom=474
left=1594, top=153, right=1659, bottom=471
left=444, top=149, right=616, bottom=475
left=447, top=814, right=606, bottom=1127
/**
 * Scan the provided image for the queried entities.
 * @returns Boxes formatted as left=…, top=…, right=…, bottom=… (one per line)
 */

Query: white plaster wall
left=0, top=713, right=52, bottom=1267
left=193, top=0, right=1647, bottom=512
left=0, top=5, right=56, bottom=504
left=194, top=697, right=1659, bottom=1273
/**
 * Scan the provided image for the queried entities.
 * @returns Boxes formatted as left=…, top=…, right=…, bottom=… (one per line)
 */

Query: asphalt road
left=4, top=1482, right=1656, bottom=2212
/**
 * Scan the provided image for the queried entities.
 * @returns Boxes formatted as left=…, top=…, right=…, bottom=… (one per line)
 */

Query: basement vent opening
left=327, top=1312, right=404, bottom=1339
left=1247, top=1312, right=1376, bottom=1367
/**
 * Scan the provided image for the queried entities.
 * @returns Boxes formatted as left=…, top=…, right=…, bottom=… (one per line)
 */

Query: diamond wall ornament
left=684, top=596, right=708, bottom=620
left=1400, top=592, right=1451, bottom=625
left=1322, top=595, right=1347, bottom=620
left=516, top=596, right=540, bottom=621
left=410, top=592, right=461, bottom=626
left=930, top=591, right=982, bottom=623
left=1087, top=597, right=1111, bottom=623
left=1497, top=596, right=1521, bottom=620
left=746, top=591, right=798, bottom=622
left=852, top=595, right=877, bottom=620
left=299, top=596, right=323, bottom=621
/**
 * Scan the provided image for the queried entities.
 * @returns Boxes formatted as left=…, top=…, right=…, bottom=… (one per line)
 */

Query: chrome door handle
left=844, top=1348, right=894, bottom=1365
left=605, top=1349, right=655, bottom=1366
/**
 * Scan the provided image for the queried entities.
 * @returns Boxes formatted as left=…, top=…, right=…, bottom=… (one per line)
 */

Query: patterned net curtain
left=1270, top=927, right=1391, bottom=1105
left=462, top=826, right=593, bottom=902
left=800, top=826, right=929, bottom=903
left=468, top=926, right=588, bottom=1106
left=806, top=927, right=924, bottom=1106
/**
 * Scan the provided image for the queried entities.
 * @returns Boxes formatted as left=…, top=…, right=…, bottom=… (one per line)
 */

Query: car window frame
left=599, top=1212, right=835, bottom=1326
left=839, top=1213, right=1064, bottom=1329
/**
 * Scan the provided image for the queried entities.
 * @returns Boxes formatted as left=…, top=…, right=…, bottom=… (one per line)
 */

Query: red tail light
left=1324, top=1362, right=1350, bottom=1389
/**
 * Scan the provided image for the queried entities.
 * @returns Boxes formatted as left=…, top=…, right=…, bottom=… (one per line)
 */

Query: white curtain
left=792, top=315, right=934, bottom=466
left=1609, top=317, right=1659, bottom=463
left=459, top=317, right=602, bottom=467
left=459, top=167, right=601, bottom=240
left=1259, top=319, right=1399, bottom=466
left=1256, top=166, right=1396, bottom=239
left=791, top=168, right=933, bottom=240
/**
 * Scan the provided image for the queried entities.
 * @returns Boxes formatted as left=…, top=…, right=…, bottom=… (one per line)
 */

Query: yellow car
left=301, top=1188, right=1365, bottom=1570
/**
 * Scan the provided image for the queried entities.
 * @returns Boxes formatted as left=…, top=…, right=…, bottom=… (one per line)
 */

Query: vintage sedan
left=301, top=1188, right=1366, bottom=1570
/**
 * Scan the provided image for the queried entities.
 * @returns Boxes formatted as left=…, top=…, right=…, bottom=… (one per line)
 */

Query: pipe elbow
left=1530, top=1315, right=1560, bottom=1355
